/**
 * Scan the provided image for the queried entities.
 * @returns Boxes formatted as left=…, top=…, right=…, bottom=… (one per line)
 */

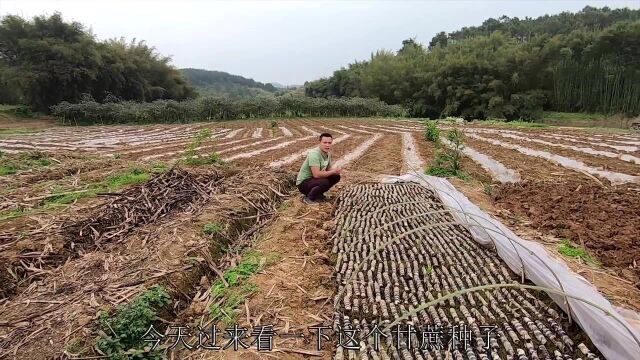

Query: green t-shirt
left=296, top=148, right=331, bottom=185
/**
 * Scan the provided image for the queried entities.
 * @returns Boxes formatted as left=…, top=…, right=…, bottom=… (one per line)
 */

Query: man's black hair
left=319, top=133, right=333, bottom=141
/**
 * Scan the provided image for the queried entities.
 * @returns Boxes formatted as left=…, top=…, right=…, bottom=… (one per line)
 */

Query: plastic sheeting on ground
left=382, top=172, right=640, bottom=360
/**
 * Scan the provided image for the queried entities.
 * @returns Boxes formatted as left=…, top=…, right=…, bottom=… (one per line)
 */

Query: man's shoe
left=317, top=194, right=331, bottom=202
left=303, top=196, right=320, bottom=206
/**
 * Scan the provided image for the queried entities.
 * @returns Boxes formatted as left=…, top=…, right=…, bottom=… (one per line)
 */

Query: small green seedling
left=558, top=239, right=600, bottom=266
left=202, top=222, right=223, bottom=235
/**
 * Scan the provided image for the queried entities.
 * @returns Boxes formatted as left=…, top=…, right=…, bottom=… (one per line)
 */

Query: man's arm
left=311, top=166, right=338, bottom=178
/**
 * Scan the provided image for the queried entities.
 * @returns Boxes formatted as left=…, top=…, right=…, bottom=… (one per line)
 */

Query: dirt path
left=185, top=198, right=337, bottom=359
left=344, top=133, right=402, bottom=176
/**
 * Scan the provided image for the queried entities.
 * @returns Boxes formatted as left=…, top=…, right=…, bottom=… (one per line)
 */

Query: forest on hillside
left=181, top=68, right=278, bottom=98
left=0, top=13, right=195, bottom=111
left=305, top=6, right=640, bottom=119
left=2, top=7, right=639, bottom=122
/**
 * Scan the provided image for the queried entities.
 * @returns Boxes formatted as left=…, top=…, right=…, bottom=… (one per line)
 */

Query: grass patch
left=44, top=190, right=93, bottom=207
left=0, top=164, right=17, bottom=175
left=580, top=127, right=633, bottom=134
left=0, top=151, right=52, bottom=176
left=426, top=164, right=468, bottom=180
left=104, top=168, right=150, bottom=191
left=0, top=208, right=26, bottom=221
left=480, top=119, right=549, bottom=128
left=209, top=251, right=276, bottom=327
left=0, top=167, right=153, bottom=221
left=0, top=128, right=43, bottom=137
left=96, top=285, right=170, bottom=359
left=150, top=162, right=168, bottom=173
left=183, top=152, right=223, bottom=166
left=541, top=111, right=605, bottom=122
left=558, top=239, right=600, bottom=266
left=0, top=104, right=20, bottom=111
left=202, top=221, right=223, bottom=235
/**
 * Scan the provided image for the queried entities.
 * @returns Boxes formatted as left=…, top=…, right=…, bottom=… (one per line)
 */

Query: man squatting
left=296, top=133, right=342, bottom=205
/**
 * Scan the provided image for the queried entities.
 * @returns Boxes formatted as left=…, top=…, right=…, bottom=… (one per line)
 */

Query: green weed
left=183, top=152, right=223, bottom=166
left=424, top=120, right=440, bottom=142
left=150, top=162, right=167, bottom=173
left=96, top=285, right=170, bottom=360
left=0, top=165, right=17, bottom=175
left=202, top=222, right=223, bottom=236
left=481, top=119, right=549, bottom=128
left=65, top=338, right=85, bottom=355
left=558, top=239, right=600, bottom=266
left=208, top=251, right=274, bottom=325
left=482, top=183, right=494, bottom=196
left=542, top=111, right=605, bottom=122
left=0, top=167, right=151, bottom=221
left=0, top=208, right=26, bottom=221
left=182, top=129, right=224, bottom=166
left=104, top=168, right=150, bottom=191
left=424, top=265, right=433, bottom=275
left=0, top=151, right=51, bottom=176
left=426, top=129, right=467, bottom=180
left=270, top=119, right=278, bottom=128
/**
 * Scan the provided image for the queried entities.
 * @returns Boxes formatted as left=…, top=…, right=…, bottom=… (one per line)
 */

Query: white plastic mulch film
left=382, top=173, right=640, bottom=360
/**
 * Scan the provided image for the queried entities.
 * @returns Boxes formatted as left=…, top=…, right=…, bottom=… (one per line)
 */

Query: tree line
left=305, top=6, right=640, bottom=119
left=0, top=13, right=195, bottom=112
left=51, top=95, right=405, bottom=124
left=181, top=68, right=278, bottom=98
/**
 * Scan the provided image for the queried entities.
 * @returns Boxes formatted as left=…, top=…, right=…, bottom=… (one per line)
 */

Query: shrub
left=426, top=129, right=466, bottom=179
left=202, top=222, right=223, bottom=235
left=50, top=96, right=407, bottom=125
left=96, top=285, right=171, bottom=359
left=424, top=120, right=440, bottom=142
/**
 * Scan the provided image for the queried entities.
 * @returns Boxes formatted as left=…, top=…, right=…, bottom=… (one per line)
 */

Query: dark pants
left=297, top=175, right=341, bottom=200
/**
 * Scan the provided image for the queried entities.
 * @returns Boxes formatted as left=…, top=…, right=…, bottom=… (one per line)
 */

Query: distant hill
left=180, top=68, right=278, bottom=98
left=272, top=82, right=303, bottom=90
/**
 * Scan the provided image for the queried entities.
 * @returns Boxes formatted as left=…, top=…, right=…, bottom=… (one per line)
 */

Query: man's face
left=319, top=136, right=333, bottom=152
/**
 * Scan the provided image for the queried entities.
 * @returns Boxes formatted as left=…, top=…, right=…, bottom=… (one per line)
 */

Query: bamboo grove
left=305, top=7, right=640, bottom=119
left=50, top=96, right=405, bottom=125
left=0, top=13, right=195, bottom=112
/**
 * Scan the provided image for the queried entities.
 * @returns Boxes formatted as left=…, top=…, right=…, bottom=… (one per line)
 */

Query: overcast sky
left=1, top=0, right=638, bottom=85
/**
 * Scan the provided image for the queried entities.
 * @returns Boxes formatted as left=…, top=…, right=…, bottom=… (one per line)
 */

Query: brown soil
left=464, top=137, right=595, bottom=183
left=443, top=176, right=640, bottom=312
left=488, top=134, right=640, bottom=176
left=494, top=180, right=640, bottom=283
left=227, top=137, right=318, bottom=167
left=232, top=134, right=368, bottom=171
left=345, top=133, right=402, bottom=175
left=525, top=132, right=640, bottom=156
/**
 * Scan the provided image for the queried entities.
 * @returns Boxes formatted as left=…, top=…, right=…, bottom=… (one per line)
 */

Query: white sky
left=1, top=0, right=638, bottom=85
